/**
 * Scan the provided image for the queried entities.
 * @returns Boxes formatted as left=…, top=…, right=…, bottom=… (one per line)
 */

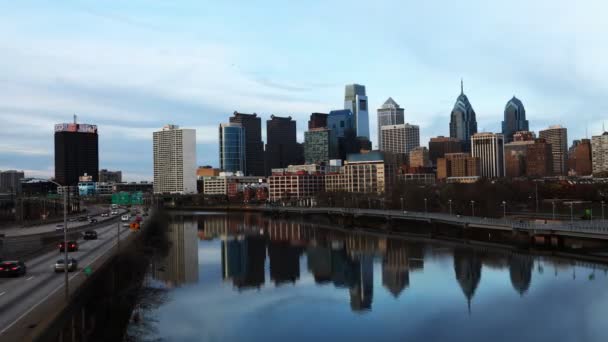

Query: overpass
left=260, top=206, right=608, bottom=240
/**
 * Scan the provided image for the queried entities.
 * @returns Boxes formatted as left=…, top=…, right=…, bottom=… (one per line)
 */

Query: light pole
left=400, top=197, right=404, bottom=211
left=502, top=201, right=506, bottom=219
left=448, top=199, right=452, bottom=215
left=424, top=198, right=428, bottom=214
left=48, top=179, right=69, bottom=301
left=470, top=200, right=475, bottom=217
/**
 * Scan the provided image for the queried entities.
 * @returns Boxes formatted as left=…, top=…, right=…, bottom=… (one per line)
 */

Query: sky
left=1, top=0, right=607, bottom=181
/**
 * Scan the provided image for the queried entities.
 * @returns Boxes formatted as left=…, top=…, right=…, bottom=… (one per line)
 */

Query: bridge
left=260, top=206, right=608, bottom=240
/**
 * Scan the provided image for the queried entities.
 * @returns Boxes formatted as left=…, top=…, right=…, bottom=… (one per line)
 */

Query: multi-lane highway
left=0, top=213, right=138, bottom=340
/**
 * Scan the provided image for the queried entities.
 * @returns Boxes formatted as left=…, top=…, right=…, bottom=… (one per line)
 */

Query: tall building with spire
left=344, top=84, right=369, bottom=139
left=449, top=80, right=478, bottom=152
left=377, top=97, right=404, bottom=150
left=502, top=97, right=529, bottom=143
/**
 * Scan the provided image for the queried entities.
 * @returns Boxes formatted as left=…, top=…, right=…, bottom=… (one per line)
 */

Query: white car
left=111, top=210, right=118, bottom=215
left=100, top=213, right=109, bottom=217
left=121, top=214, right=130, bottom=222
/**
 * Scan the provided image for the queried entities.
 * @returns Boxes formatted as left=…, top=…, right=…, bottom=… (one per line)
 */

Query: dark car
left=89, top=218, right=98, bottom=223
left=83, top=230, right=98, bottom=240
left=54, top=258, right=78, bottom=272
left=0, top=260, right=27, bottom=277
left=58, top=240, right=78, bottom=252
left=77, top=216, right=87, bottom=222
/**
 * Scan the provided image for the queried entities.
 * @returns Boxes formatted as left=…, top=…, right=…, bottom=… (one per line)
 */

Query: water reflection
left=159, top=213, right=608, bottom=314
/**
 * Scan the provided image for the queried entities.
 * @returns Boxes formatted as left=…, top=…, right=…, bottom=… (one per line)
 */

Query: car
left=100, top=213, right=109, bottom=217
left=89, top=218, right=98, bottom=223
left=77, top=216, right=87, bottom=222
left=55, top=225, right=65, bottom=233
left=68, top=217, right=77, bottom=222
left=0, top=260, right=26, bottom=277
left=111, top=210, right=118, bottom=215
left=122, top=222, right=131, bottom=227
left=121, top=214, right=130, bottom=222
left=58, top=240, right=78, bottom=252
left=83, top=230, right=98, bottom=240
left=54, top=258, right=78, bottom=272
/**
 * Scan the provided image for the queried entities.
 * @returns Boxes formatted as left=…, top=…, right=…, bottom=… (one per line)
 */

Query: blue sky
left=1, top=0, right=607, bottom=181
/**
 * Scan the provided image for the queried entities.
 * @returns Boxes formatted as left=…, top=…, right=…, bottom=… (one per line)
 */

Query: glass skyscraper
left=502, top=96, right=529, bottom=143
left=344, top=84, right=369, bottom=139
left=219, top=123, right=246, bottom=173
left=449, top=80, right=478, bottom=152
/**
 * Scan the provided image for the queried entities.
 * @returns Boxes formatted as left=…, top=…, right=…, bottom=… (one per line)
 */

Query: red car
left=58, top=241, right=78, bottom=252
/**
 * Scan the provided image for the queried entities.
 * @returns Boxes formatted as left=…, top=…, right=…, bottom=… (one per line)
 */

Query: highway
left=0, top=215, right=137, bottom=340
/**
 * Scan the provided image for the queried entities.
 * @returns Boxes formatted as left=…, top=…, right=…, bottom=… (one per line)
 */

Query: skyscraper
left=380, top=124, right=420, bottom=161
left=229, top=112, right=264, bottom=176
left=377, top=97, right=405, bottom=149
left=304, top=128, right=336, bottom=165
left=308, top=112, right=329, bottom=130
left=539, top=125, right=568, bottom=176
left=568, top=139, right=592, bottom=176
left=471, top=133, right=505, bottom=178
left=502, top=97, right=529, bottom=143
left=409, top=147, right=430, bottom=168
left=54, top=120, right=99, bottom=186
left=428, top=136, right=462, bottom=167
left=526, top=138, right=553, bottom=177
left=592, top=132, right=608, bottom=176
left=265, top=115, right=302, bottom=174
left=0, top=170, right=24, bottom=194
left=449, top=80, right=478, bottom=152
left=344, top=84, right=369, bottom=139
left=219, top=123, right=246, bottom=174
left=153, top=124, right=197, bottom=194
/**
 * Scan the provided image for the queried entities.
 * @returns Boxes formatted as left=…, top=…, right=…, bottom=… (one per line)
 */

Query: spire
left=461, top=78, right=464, bottom=95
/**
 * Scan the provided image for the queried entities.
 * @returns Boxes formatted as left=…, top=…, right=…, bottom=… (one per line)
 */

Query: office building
left=197, top=166, right=220, bottom=178
left=377, top=97, right=405, bottom=149
left=526, top=138, right=553, bottom=177
left=203, top=174, right=264, bottom=197
left=268, top=170, right=325, bottom=201
left=20, top=178, right=57, bottom=195
left=328, top=109, right=354, bottom=139
left=0, top=170, right=24, bottom=194
left=471, top=133, right=505, bottom=178
left=54, top=120, right=99, bottom=186
left=266, top=115, right=302, bottom=174
left=502, top=97, right=529, bottom=142
left=229, top=112, right=265, bottom=176
left=98, top=169, right=122, bottom=183
left=308, top=112, right=329, bottom=129
left=449, top=80, right=478, bottom=151
left=539, top=125, right=568, bottom=176
left=592, top=132, right=608, bottom=176
left=409, top=147, right=430, bottom=168
left=437, top=153, right=480, bottom=180
left=304, top=128, right=336, bottom=165
left=513, top=131, right=536, bottom=142
left=567, top=139, right=592, bottom=176
left=153, top=124, right=197, bottom=194
left=380, top=124, right=420, bottom=162
left=344, top=84, right=369, bottom=139
left=219, top=123, right=246, bottom=174
left=504, top=141, right=534, bottom=178
left=428, top=136, right=462, bottom=167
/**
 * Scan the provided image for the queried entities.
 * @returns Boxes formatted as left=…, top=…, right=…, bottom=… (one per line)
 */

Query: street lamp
left=47, top=179, right=69, bottom=301
left=502, top=201, right=507, bottom=219
left=448, top=199, right=452, bottom=216
left=470, top=200, right=475, bottom=217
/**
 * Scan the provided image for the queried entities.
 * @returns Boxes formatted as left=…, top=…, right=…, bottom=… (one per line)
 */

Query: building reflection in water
left=187, top=214, right=594, bottom=314
left=152, top=216, right=199, bottom=287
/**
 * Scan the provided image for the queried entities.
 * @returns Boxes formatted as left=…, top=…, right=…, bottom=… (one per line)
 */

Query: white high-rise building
left=592, top=132, right=608, bottom=176
left=380, top=124, right=420, bottom=159
left=471, top=132, right=505, bottom=178
left=377, top=97, right=405, bottom=150
left=153, top=124, right=197, bottom=194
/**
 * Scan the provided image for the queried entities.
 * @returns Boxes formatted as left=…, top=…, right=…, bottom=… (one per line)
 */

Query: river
left=124, top=211, right=608, bottom=342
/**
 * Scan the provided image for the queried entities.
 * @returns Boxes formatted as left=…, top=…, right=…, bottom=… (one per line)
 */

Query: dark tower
left=229, top=112, right=265, bottom=176
left=54, top=119, right=99, bottom=186
left=502, top=96, right=529, bottom=143
left=449, top=80, right=478, bottom=152
left=265, top=115, right=302, bottom=174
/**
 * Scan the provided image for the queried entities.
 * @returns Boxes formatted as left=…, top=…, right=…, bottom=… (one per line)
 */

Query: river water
left=125, top=212, right=608, bottom=342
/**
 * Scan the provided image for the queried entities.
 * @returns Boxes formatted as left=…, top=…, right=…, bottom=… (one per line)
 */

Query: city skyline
left=1, top=1, right=608, bottom=181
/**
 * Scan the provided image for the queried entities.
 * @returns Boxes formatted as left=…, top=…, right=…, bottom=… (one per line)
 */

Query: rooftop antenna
left=73, top=114, right=77, bottom=124
left=461, top=78, right=464, bottom=95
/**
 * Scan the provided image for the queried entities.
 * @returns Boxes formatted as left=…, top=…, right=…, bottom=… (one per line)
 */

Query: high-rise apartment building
left=219, top=123, right=246, bottom=174
left=380, top=124, right=420, bottom=161
left=471, top=133, right=505, bottom=178
left=304, top=128, right=336, bottom=165
left=98, top=169, right=122, bottom=183
left=592, top=132, right=608, bottom=176
left=0, top=170, right=24, bottom=193
left=153, top=124, right=197, bottom=194
left=539, top=125, right=568, bottom=176
left=502, top=97, right=529, bottom=143
left=428, top=136, right=462, bottom=166
left=526, top=138, right=553, bottom=177
left=54, top=120, right=99, bottom=186
left=449, top=80, right=478, bottom=152
left=308, top=112, right=329, bottom=130
left=229, top=112, right=265, bottom=176
left=504, top=140, right=534, bottom=178
left=568, top=139, right=592, bottom=176
left=344, top=84, right=369, bottom=139
left=265, top=115, right=302, bottom=174
left=377, top=97, right=405, bottom=149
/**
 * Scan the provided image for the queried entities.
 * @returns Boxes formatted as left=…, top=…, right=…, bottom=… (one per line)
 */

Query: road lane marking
left=25, top=277, right=34, bottom=281
left=0, top=292, right=5, bottom=297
